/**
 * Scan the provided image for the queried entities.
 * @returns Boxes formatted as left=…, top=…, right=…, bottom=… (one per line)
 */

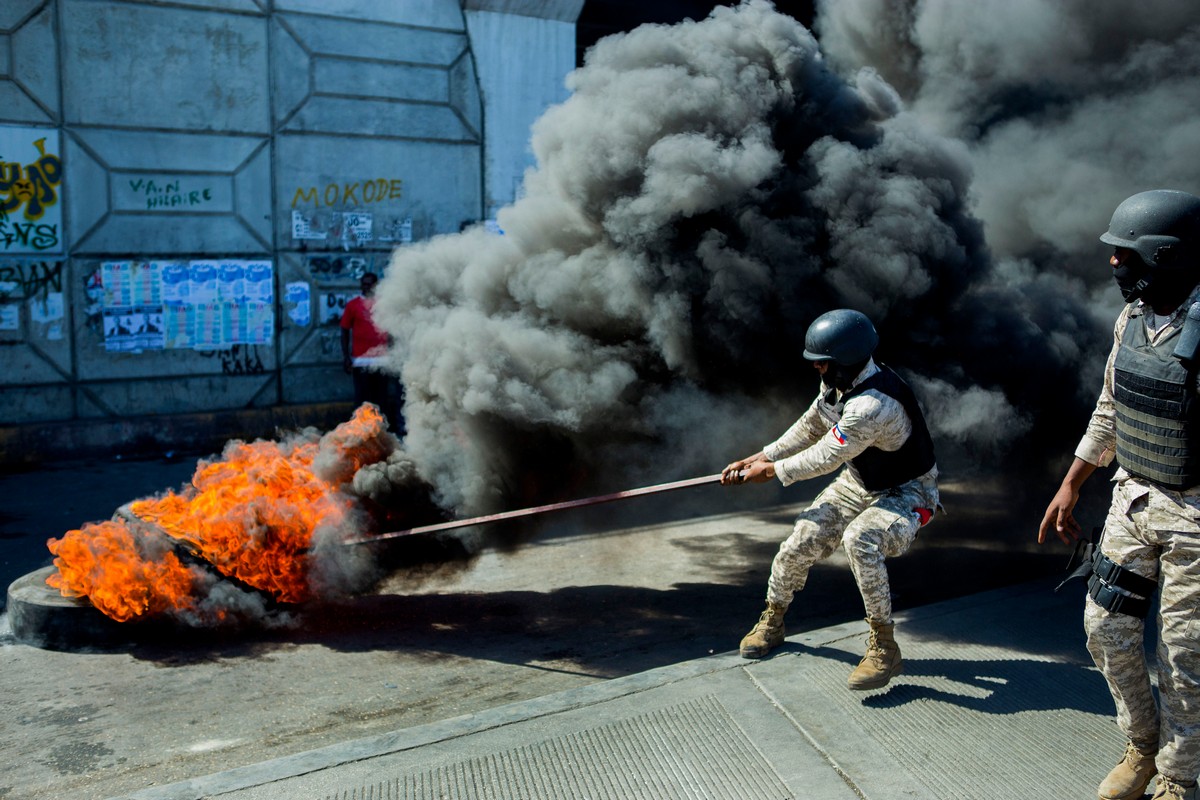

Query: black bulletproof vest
left=839, top=365, right=937, bottom=492
left=1113, top=311, right=1200, bottom=489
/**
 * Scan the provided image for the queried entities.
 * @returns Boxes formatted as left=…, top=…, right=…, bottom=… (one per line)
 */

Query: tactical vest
left=839, top=366, right=937, bottom=492
left=1113, top=310, right=1200, bottom=489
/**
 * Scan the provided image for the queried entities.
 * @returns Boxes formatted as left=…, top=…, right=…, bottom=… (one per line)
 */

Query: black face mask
left=1113, top=261, right=1150, bottom=303
left=1116, top=259, right=1198, bottom=308
left=823, top=359, right=868, bottom=392
left=1113, top=245, right=1200, bottom=306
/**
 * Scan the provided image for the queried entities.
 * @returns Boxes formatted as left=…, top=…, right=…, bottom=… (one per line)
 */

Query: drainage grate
left=322, top=695, right=792, bottom=800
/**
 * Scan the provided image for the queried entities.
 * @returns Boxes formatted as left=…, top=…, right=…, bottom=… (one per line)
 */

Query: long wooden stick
left=343, top=472, right=726, bottom=546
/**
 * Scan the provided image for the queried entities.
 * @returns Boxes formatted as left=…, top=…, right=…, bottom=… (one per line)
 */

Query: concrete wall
left=0, top=0, right=579, bottom=462
left=464, top=0, right=581, bottom=220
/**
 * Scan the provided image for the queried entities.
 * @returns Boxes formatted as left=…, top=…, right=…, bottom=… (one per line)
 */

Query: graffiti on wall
left=318, top=290, right=354, bottom=326
left=0, top=258, right=63, bottom=300
left=306, top=253, right=378, bottom=282
left=197, top=344, right=266, bottom=375
left=128, top=178, right=215, bottom=210
left=290, top=179, right=403, bottom=209
left=0, top=128, right=63, bottom=254
left=289, top=177, right=412, bottom=246
left=0, top=258, right=65, bottom=338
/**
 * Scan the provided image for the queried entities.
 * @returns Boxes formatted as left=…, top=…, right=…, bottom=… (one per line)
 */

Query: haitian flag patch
left=832, top=423, right=847, bottom=444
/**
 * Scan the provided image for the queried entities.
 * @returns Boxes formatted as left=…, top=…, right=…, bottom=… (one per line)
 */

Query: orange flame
left=46, top=520, right=195, bottom=622
left=46, top=404, right=395, bottom=622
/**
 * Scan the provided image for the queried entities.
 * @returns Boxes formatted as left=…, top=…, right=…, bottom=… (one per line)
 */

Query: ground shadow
left=112, top=548, right=1074, bottom=678
left=857, top=655, right=1114, bottom=716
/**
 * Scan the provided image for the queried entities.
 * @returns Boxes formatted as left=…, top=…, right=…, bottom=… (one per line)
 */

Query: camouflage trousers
left=766, top=468, right=936, bottom=623
left=1087, top=475, right=1200, bottom=782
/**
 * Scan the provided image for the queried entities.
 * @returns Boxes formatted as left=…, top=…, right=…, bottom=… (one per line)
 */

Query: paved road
left=114, top=579, right=1129, bottom=800
left=0, top=453, right=1105, bottom=800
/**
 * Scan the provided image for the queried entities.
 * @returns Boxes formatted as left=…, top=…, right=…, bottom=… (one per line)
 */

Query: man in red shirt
left=340, top=271, right=403, bottom=433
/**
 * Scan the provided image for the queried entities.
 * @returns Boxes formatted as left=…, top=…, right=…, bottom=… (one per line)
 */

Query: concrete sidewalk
left=110, top=576, right=1126, bottom=800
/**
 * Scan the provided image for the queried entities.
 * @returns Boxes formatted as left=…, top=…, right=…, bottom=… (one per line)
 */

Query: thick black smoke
left=363, top=0, right=1174, bottom=519
left=815, top=0, right=1200, bottom=279
left=812, top=0, right=1200, bottom=483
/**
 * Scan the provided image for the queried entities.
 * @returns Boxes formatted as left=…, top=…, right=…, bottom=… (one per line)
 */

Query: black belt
left=1055, top=528, right=1158, bottom=619
left=1086, top=551, right=1157, bottom=618
left=1088, top=572, right=1152, bottom=617
left=1091, top=550, right=1158, bottom=597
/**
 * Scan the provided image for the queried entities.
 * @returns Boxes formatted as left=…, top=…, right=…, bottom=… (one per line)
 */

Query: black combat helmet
left=1100, top=189, right=1200, bottom=270
left=803, top=309, right=879, bottom=365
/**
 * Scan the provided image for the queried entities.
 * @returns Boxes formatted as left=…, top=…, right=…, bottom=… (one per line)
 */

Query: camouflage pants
left=1086, top=475, right=1200, bottom=782
left=766, top=469, right=935, bottom=623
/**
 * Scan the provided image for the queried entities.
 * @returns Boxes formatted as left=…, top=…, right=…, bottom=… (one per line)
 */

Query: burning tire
left=7, top=566, right=137, bottom=651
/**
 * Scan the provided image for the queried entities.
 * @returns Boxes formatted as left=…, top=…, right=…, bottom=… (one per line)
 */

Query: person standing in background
left=340, top=271, right=404, bottom=435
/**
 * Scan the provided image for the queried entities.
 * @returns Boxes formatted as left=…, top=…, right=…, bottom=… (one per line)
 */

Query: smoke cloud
left=815, top=0, right=1200, bottom=277
left=366, top=0, right=1197, bottom=520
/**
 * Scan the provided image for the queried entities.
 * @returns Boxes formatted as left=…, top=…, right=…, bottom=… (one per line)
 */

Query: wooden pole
left=343, top=473, right=726, bottom=546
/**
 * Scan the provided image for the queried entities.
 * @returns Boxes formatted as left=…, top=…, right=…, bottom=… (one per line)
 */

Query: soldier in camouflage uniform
left=1040, top=190, right=1200, bottom=800
left=723, top=309, right=939, bottom=691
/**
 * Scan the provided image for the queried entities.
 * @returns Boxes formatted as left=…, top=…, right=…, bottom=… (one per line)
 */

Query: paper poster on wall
left=99, top=261, right=164, bottom=352
left=378, top=216, right=413, bottom=243
left=138, top=307, right=164, bottom=350
left=221, top=299, right=247, bottom=346
left=189, top=261, right=219, bottom=303
left=103, top=308, right=137, bottom=351
left=245, top=260, right=273, bottom=303
left=29, top=291, right=64, bottom=342
left=318, top=292, right=353, bottom=325
left=217, top=261, right=245, bottom=302
left=96, top=257, right=276, bottom=351
left=157, top=261, right=190, bottom=304
left=0, top=303, right=18, bottom=331
left=101, top=261, right=161, bottom=307
left=0, top=127, right=64, bottom=255
left=164, top=303, right=195, bottom=349
left=29, top=292, right=63, bottom=324
left=192, top=301, right=222, bottom=349
left=341, top=212, right=373, bottom=244
left=246, top=301, right=273, bottom=344
left=100, top=261, right=125, bottom=306
left=291, top=210, right=327, bottom=240
left=285, top=281, right=310, bottom=326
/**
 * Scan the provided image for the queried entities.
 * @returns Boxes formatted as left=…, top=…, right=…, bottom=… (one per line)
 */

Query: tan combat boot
left=847, top=618, right=902, bottom=690
left=1151, top=777, right=1197, bottom=800
left=1099, top=741, right=1157, bottom=800
left=739, top=602, right=786, bottom=658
